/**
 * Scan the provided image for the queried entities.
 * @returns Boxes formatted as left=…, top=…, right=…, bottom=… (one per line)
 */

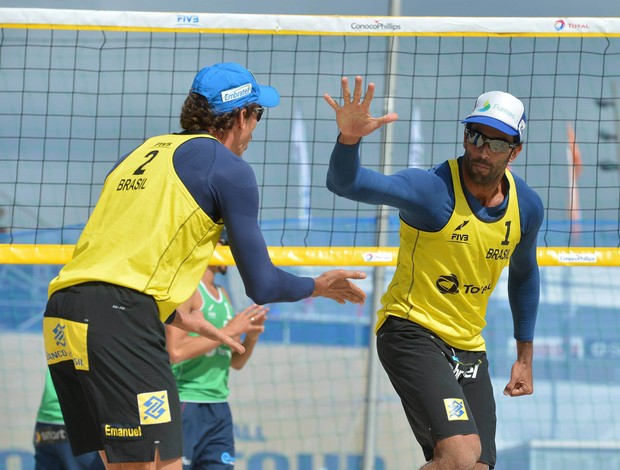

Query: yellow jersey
left=49, top=134, right=223, bottom=322
left=376, top=159, right=521, bottom=351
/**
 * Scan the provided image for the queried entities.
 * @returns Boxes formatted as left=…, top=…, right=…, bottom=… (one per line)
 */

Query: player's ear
left=239, top=107, right=251, bottom=126
left=509, top=144, right=522, bottom=162
left=232, top=108, right=248, bottom=129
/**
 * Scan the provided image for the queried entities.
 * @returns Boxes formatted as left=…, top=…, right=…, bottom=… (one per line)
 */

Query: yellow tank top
left=49, top=134, right=223, bottom=322
left=376, top=159, right=521, bottom=350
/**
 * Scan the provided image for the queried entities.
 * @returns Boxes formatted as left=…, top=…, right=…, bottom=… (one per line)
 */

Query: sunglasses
left=254, top=106, right=264, bottom=122
left=464, top=128, right=519, bottom=153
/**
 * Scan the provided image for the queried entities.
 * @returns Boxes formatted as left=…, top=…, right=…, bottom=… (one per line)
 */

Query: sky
left=3, top=0, right=619, bottom=17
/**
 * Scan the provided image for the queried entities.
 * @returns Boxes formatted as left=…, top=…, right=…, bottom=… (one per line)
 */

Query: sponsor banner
left=2, top=10, right=620, bottom=35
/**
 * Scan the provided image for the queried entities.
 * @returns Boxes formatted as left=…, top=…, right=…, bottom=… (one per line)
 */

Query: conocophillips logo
left=351, top=19, right=401, bottom=31
left=557, top=251, right=597, bottom=264
left=554, top=19, right=591, bottom=31
left=364, top=251, right=394, bottom=262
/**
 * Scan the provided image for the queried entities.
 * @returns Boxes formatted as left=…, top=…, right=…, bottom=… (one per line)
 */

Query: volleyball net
left=1, top=10, right=620, bottom=266
left=1, top=9, right=620, bottom=470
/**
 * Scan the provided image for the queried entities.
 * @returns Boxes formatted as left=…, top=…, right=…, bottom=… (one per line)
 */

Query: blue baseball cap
left=461, top=91, right=527, bottom=142
left=191, top=62, right=280, bottom=114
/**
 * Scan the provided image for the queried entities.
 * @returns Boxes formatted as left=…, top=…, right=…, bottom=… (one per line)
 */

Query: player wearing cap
left=43, top=63, right=367, bottom=470
left=324, top=77, right=543, bottom=470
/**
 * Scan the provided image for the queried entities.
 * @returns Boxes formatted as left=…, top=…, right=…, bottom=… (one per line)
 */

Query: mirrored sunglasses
left=465, top=128, right=519, bottom=153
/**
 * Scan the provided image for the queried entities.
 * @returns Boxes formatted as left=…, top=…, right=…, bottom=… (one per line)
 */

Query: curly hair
left=179, top=93, right=260, bottom=137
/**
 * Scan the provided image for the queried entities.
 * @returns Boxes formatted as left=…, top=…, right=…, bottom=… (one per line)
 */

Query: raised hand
left=224, top=304, right=268, bottom=338
left=323, top=76, right=398, bottom=143
left=312, top=269, right=367, bottom=304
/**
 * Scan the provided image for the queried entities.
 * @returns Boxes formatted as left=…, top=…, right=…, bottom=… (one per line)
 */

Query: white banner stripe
left=1, top=9, right=620, bottom=36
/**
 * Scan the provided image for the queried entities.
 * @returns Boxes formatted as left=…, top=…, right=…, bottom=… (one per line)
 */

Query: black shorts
left=43, top=282, right=182, bottom=463
left=376, top=316, right=496, bottom=468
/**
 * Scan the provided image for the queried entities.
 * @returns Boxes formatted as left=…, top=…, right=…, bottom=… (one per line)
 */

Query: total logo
left=435, top=274, right=491, bottom=295
left=554, top=19, right=591, bottom=31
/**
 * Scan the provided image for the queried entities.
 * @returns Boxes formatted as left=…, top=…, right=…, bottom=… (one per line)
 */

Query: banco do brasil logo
left=436, top=274, right=459, bottom=294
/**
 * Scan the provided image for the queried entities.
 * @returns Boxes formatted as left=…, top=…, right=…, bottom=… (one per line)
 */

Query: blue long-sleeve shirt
left=327, top=139, right=543, bottom=342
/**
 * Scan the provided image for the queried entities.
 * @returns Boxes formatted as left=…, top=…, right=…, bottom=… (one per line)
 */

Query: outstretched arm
left=323, top=76, right=398, bottom=144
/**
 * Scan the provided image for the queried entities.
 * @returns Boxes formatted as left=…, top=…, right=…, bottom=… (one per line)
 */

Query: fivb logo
left=450, top=219, right=469, bottom=243
left=177, top=14, right=199, bottom=24
left=221, top=84, right=253, bottom=103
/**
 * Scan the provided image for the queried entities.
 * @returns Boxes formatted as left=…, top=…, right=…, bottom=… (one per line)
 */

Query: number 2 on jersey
left=133, top=150, right=159, bottom=175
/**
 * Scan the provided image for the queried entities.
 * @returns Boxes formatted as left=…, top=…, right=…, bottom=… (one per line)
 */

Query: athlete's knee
left=431, top=434, right=481, bottom=470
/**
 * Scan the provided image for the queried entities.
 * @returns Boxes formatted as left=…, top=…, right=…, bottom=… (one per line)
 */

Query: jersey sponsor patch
left=444, top=398, right=469, bottom=421
left=43, top=317, right=89, bottom=370
left=137, top=390, right=172, bottom=425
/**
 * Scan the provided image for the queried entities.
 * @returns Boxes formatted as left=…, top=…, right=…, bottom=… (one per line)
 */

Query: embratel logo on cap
left=221, top=83, right=253, bottom=103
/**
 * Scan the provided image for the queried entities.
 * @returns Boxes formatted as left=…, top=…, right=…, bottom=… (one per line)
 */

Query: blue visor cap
left=191, top=62, right=280, bottom=113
